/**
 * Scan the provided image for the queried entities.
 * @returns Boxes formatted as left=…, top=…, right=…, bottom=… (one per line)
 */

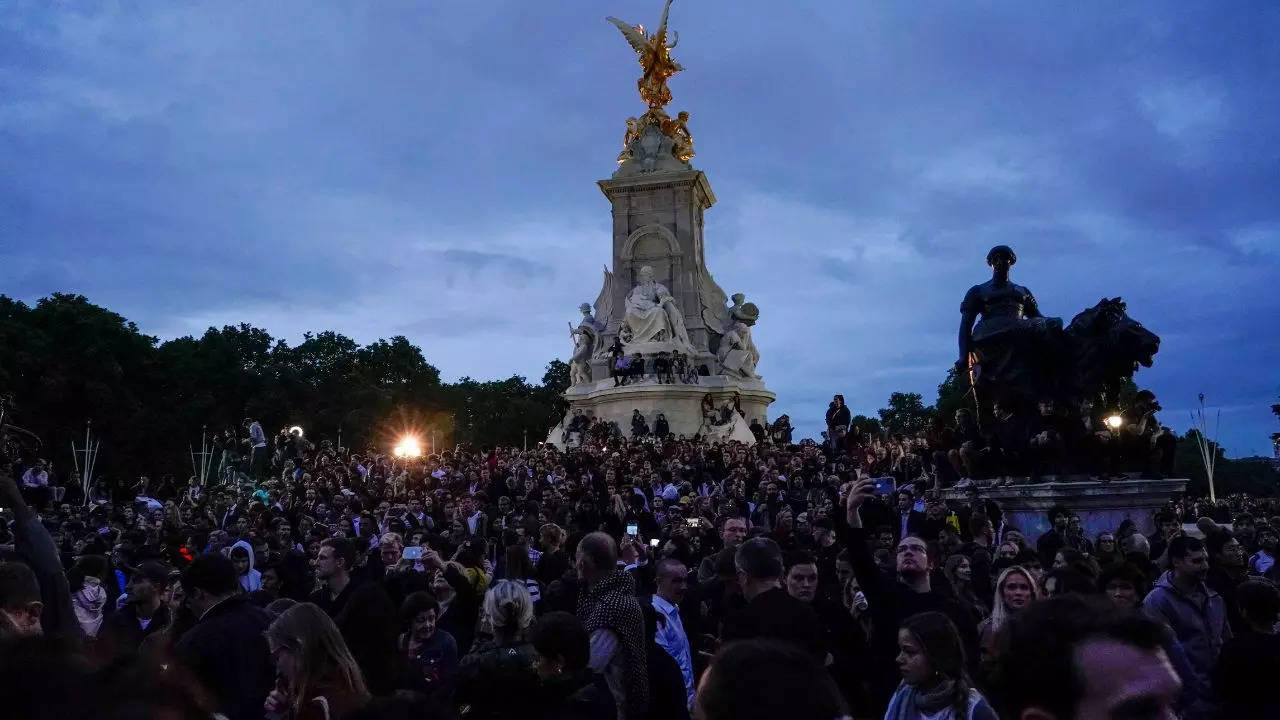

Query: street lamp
left=1105, top=414, right=1124, bottom=430
left=289, top=425, right=304, bottom=437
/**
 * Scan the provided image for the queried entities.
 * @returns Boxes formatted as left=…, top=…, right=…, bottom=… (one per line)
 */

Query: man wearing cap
left=99, top=560, right=171, bottom=656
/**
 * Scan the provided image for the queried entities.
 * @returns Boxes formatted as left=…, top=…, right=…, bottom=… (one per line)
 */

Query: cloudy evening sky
left=2, top=1, right=1278, bottom=455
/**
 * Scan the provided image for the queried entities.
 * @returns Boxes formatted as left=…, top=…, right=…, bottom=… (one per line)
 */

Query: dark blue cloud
left=1, top=1, right=1277, bottom=454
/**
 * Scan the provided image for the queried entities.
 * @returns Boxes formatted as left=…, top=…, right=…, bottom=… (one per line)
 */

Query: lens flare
left=393, top=436, right=422, bottom=458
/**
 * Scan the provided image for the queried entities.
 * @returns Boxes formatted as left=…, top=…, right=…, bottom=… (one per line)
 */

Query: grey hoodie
left=1143, top=570, right=1231, bottom=718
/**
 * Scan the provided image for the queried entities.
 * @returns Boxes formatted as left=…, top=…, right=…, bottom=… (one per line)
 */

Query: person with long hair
left=264, top=602, right=370, bottom=720
left=503, top=543, right=541, bottom=605
left=976, top=565, right=1040, bottom=681
left=942, top=555, right=988, bottom=624
left=455, top=580, right=539, bottom=719
left=886, top=612, right=997, bottom=720
left=1093, top=531, right=1124, bottom=569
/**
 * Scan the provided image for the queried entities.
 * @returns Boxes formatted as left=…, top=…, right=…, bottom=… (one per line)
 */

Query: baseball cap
left=135, top=560, right=172, bottom=585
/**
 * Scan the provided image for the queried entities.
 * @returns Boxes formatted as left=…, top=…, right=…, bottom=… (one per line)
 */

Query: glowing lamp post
left=1105, top=414, right=1124, bottom=431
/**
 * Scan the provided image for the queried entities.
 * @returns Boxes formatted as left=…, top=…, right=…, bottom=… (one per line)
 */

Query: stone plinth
left=547, top=375, right=774, bottom=448
left=943, top=478, right=1189, bottom=539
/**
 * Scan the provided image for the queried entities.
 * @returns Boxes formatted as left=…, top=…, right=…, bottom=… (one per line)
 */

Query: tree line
left=0, top=294, right=569, bottom=482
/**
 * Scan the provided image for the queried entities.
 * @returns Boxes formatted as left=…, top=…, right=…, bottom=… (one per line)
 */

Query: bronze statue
left=958, top=245, right=1064, bottom=404
left=607, top=0, right=683, bottom=110
left=956, top=246, right=1164, bottom=479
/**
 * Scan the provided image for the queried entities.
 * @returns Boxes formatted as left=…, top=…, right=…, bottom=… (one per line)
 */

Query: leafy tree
left=1173, top=429, right=1280, bottom=497
left=0, top=294, right=571, bottom=479
left=934, top=366, right=970, bottom=424
left=849, top=414, right=882, bottom=437
left=877, top=392, right=934, bottom=436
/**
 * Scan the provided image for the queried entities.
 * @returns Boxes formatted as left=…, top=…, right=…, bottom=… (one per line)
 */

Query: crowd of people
left=2, top=404, right=1279, bottom=720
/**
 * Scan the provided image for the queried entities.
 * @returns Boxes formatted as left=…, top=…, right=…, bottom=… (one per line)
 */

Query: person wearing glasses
left=842, top=478, right=979, bottom=715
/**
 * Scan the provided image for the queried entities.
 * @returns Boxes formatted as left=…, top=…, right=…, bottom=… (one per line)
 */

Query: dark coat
left=842, top=525, right=980, bottom=713
left=436, top=564, right=481, bottom=656
left=173, top=596, right=274, bottom=720
left=645, top=639, right=691, bottom=720
left=532, top=670, right=617, bottom=720
left=721, top=587, right=826, bottom=662
left=98, top=602, right=170, bottom=658
left=456, top=638, right=540, bottom=720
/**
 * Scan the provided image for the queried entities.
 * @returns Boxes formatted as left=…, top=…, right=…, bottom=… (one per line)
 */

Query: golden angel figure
left=606, top=0, right=683, bottom=109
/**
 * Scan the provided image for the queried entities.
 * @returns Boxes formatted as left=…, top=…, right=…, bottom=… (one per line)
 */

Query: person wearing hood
left=69, top=555, right=109, bottom=638
left=230, top=540, right=261, bottom=593
left=1142, top=535, right=1230, bottom=720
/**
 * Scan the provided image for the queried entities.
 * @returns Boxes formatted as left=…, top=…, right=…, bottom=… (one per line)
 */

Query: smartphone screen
left=872, top=476, right=897, bottom=496
left=626, top=523, right=639, bottom=536
left=401, top=546, right=423, bottom=561
left=649, top=538, right=660, bottom=548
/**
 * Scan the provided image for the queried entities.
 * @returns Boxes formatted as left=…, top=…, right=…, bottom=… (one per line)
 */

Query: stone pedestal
left=942, top=478, right=1189, bottom=539
left=547, top=375, right=774, bottom=448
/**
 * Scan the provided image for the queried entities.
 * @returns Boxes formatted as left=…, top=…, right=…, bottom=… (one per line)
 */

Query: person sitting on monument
left=653, top=352, right=674, bottom=384
left=608, top=337, right=626, bottom=386
left=613, top=354, right=631, bottom=387
left=654, top=413, right=670, bottom=440
left=625, top=354, right=646, bottom=385
left=631, top=410, right=650, bottom=438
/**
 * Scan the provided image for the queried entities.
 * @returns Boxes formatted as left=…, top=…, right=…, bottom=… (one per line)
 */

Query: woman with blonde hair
left=263, top=602, right=369, bottom=720
left=975, top=566, right=1040, bottom=683
left=456, top=580, right=539, bottom=719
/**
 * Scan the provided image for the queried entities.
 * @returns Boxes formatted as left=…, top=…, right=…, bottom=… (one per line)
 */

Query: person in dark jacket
left=1212, top=579, right=1280, bottom=719
left=529, top=611, right=616, bottom=720
left=397, top=592, right=458, bottom=707
left=174, top=553, right=274, bottom=720
left=336, top=583, right=402, bottom=697
left=456, top=580, right=540, bottom=720
left=536, top=524, right=572, bottom=587
left=722, top=538, right=826, bottom=662
left=98, top=560, right=171, bottom=658
left=825, top=395, right=851, bottom=436
left=422, top=546, right=481, bottom=655
left=0, top=473, right=79, bottom=643
left=842, top=479, right=980, bottom=714
left=640, top=603, right=691, bottom=720
left=1142, top=535, right=1231, bottom=720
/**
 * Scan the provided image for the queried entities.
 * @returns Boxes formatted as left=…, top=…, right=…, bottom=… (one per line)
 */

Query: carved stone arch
left=622, top=224, right=680, bottom=259
left=621, top=223, right=684, bottom=295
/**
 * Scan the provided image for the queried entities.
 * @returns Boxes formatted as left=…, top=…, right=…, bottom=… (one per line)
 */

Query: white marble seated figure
left=623, top=265, right=692, bottom=350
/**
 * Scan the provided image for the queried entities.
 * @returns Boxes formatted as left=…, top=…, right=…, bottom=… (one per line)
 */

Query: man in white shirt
left=651, top=557, right=694, bottom=709
left=21, top=459, right=49, bottom=488
left=21, top=459, right=51, bottom=508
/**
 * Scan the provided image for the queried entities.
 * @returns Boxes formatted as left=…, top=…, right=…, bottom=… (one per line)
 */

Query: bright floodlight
left=393, top=436, right=422, bottom=458
left=289, top=425, right=304, bottom=437
left=1105, top=414, right=1124, bottom=430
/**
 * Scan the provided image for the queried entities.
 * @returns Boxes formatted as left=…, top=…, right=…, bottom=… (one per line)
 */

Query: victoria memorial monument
left=549, top=0, right=774, bottom=446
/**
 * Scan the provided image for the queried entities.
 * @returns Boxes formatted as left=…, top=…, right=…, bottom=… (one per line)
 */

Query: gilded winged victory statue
left=607, top=0, right=683, bottom=110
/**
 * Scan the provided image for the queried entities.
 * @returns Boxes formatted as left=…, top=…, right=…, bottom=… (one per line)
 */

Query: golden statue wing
left=606, top=16, right=651, bottom=58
